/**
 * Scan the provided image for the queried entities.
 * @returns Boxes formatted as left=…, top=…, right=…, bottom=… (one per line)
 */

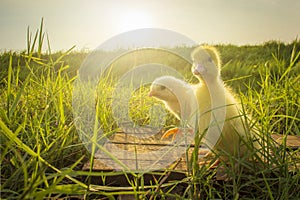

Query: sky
left=0, top=0, right=299, bottom=51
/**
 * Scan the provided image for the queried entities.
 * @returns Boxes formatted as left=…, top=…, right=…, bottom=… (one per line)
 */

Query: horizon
left=0, top=38, right=298, bottom=54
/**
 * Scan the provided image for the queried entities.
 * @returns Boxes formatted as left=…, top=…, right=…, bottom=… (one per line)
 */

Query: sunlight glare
left=118, top=10, right=154, bottom=32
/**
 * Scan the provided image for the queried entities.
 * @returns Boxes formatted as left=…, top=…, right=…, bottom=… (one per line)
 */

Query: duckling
left=191, top=45, right=262, bottom=162
left=148, top=76, right=197, bottom=139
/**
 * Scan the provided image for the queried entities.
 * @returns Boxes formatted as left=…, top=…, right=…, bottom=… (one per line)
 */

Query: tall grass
left=0, top=20, right=299, bottom=199
left=1, top=21, right=88, bottom=199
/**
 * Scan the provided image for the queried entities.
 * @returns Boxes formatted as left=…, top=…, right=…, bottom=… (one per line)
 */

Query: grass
left=0, top=20, right=300, bottom=199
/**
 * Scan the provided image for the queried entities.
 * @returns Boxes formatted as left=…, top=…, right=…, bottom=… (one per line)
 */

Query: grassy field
left=1, top=22, right=300, bottom=199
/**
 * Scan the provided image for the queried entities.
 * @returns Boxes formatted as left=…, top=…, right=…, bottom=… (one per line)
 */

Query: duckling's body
left=194, top=78, right=247, bottom=158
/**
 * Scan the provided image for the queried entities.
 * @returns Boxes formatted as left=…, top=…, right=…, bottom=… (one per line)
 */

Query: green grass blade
left=37, top=17, right=44, bottom=58
left=8, top=74, right=30, bottom=118
left=6, top=55, right=12, bottom=115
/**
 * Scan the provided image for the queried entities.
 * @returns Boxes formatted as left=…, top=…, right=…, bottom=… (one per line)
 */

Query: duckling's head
left=148, top=76, right=179, bottom=102
left=191, top=45, right=221, bottom=82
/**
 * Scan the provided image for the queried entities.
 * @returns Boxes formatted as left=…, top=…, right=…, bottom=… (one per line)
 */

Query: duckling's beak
left=193, top=63, right=206, bottom=75
left=193, top=69, right=200, bottom=75
left=148, top=90, right=155, bottom=97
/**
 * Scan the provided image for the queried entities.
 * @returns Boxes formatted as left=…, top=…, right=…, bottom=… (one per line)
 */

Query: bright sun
left=118, top=10, right=154, bottom=32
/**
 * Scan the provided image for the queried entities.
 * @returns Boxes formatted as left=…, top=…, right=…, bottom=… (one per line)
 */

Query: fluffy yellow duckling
left=191, top=45, right=262, bottom=162
left=148, top=76, right=197, bottom=139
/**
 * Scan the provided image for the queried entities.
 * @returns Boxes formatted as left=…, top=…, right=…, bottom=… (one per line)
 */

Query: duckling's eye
left=208, top=57, right=212, bottom=62
left=160, top=85, right=166, bottom=90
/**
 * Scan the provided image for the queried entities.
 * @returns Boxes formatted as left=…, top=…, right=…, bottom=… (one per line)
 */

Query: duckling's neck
left=199, top=75, right=222, bottom=87
left=201, top=76, right=225, bottom=104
